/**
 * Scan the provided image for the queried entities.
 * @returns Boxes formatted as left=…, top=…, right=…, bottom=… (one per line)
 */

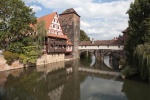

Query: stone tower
left=59, top=8, right=80, bottom=59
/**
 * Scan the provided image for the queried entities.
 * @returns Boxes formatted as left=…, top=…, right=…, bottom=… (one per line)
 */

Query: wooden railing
left=48, top=41, right=66, bottom=45
left=55, top=49, right=66, bottom=53
left=47, top=48, right=66, bottom=53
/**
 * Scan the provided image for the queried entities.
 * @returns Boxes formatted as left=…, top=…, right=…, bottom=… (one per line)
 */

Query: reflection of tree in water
left=0, top=64, right=85, bottom=100
left=80, top=52, right=92, bottom=67
left=122, top=79, right=150, bottom=100
left=1, top=68, right=49, bottom=100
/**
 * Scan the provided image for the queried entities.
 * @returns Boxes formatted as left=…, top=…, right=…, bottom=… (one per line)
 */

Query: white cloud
left=23, top=0, right=134, bottom=40
left=30, top=5, right=42, bottom=13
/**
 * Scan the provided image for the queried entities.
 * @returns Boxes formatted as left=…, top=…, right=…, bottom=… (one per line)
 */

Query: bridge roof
left=122, top=27, right=128, bottom=34
left=79, top=40, right=123, bottom=46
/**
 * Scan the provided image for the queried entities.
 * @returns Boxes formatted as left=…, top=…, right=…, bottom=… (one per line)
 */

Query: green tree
left=35, top=20, right=47, bottom=54
left=80, top=30, right=90, bottom=41
left=0, top=0, right=37, bottom=49
left=124, top=0, right=150, bottom=81
left=125, top=0, right=150, bottom=66
left=133, top=43, right=150, bottom=81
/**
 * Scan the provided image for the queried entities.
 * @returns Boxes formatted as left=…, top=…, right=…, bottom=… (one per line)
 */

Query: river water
left=0, top=57, right=149, bottom=100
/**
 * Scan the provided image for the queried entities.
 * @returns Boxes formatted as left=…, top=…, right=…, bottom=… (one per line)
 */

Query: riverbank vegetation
left=0, top=0, right=46, bottom=66
left=122, top=0, right=150, bottom=82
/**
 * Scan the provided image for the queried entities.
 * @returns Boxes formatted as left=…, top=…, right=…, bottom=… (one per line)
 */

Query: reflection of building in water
left=48, top=85, right=64, bottom=100
left=36, top=61, right=65, bottom=74
left=0, top=60, right=80, bottom=100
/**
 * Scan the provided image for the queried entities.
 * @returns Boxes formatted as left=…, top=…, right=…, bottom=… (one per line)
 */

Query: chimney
left=91, top=38, right=94, bottom=44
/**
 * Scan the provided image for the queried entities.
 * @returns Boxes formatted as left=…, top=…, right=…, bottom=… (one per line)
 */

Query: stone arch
left=79, top=50, right=95, bottom=55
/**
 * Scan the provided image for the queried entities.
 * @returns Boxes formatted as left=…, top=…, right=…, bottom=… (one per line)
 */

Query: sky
left=23, top=0, right=134, bottom=40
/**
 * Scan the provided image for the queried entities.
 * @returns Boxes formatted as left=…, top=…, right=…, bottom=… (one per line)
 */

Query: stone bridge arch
left=79, top=50, right=95, bottom=56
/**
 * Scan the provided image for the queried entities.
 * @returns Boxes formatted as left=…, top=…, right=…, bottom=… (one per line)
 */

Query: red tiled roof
left=37, top=12, right=56, bottom=30
left=47, top=33, right=68, bottom=40
left=30, top=12, right=56, bottom=31
left=80, top=40, right=123, bottom=46
left=67, top=41, right=73, bottom=45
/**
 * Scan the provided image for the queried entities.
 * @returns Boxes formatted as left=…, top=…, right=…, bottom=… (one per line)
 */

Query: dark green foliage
left=124, top=0, right=150, bottom=81
left=0, top=0, right=37, bottom=49
left=6, top=42, right=24, bottom=53
left=133, top=43, right=150, bottom=80
left=0, top=0, right=42, bottom=66
left=35, top=20, right=47, bottom=55
left=20, top=46, right=40, bottom=65
left=121, top=66, right=138, bottom=78
left=80, top=30, right=90, bottom=41
left=125, top=0, right=150, bottom=66
left=3, top=51, right=19, bottom=65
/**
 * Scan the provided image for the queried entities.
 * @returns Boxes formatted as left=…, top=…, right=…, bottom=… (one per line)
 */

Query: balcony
left=48, top=41, right=66, bottom=45
left=47, top=48, right=66, bottom=53
left=47, top=48, right=55, bottom=53
left=55, top=48, right=66, bottom=53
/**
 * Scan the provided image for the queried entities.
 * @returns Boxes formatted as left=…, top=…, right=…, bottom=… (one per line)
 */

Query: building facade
left=36, top=12, right=72, bottom=64
left=59, top=8, right=80, bottom=59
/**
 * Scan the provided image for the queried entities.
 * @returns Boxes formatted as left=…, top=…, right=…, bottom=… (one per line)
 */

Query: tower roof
left=60, top=8, right=80, bottom=17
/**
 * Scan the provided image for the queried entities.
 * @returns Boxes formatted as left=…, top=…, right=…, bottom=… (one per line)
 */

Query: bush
left=3, top=51, right=12, bottom=60
left=19, top=54, right=28, bottom=64
left=121, top=66, right=138, bottom=78
left=3, top=51, right=19, bottom=65
left=12, top=53, right=19, bottom=60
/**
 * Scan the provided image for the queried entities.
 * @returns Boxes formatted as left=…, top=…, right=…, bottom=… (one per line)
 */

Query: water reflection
left=0, top=60, right=149, bottom=100
left=90, top=55, right=95, bottom=67
left=80, top=53, right=113, bottom=71
left=80, top=75, right=127, bottom=100
left=122, top=79, right=150, bottom=100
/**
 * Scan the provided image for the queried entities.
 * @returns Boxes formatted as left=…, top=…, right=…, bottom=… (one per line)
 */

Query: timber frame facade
left=35, top=12, right=72, bottom=54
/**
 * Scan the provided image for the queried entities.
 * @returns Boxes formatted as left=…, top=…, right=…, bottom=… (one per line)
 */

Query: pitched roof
left=67, top=41, right=73, bottom=45
left=122, top=27, right=128, bottom=34
left=37, top=12, right=56, bottom=30
left=60, top=8, right=80, bottom=17
left=47, top=34, right=68, bottom=40
left=80, top=40, right=123, bottom=46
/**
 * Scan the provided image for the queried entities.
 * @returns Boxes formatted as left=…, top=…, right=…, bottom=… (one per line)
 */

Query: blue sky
left=23, top=0, right=134, bottom=40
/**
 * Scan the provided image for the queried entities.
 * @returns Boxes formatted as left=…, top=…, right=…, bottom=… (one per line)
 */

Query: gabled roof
left=60, top=8, right=80, bottom=17
left=37, top=12, right=56, bottom=30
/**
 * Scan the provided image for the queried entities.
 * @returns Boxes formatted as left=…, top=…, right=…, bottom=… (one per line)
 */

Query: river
left=0, top=57, right=149, bottom=100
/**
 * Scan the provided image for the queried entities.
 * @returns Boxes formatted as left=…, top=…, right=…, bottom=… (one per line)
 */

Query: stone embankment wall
left=0, top=55, right=23, bottom=72
left=0, top=53, right=65, bottom=71
left=36, top=53, right=65, bottom=65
